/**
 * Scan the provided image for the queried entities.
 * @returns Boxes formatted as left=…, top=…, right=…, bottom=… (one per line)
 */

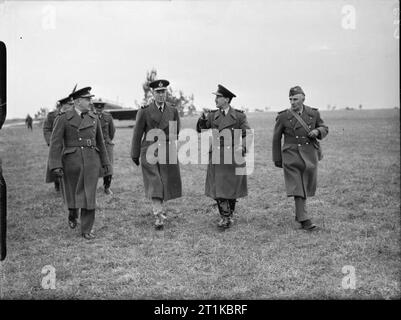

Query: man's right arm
left=48, top=115, right=65, bottom=171
left=272, top=113, right=284, bottom=166
left=130, top=108, right=146, bottom=164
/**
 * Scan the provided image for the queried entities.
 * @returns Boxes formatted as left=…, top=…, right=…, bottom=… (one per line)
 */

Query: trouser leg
left=54, top=179, right=60, bottom=191
left=294, top=196, right=308, bottom=222
left=68, top=208, right=78, bottom=221
left=152, top=197, right=165, bottom=229
left=228, top=199, right=236, bottom=217
left=80, top=209, right=95, bottom=234
left=216, top=199, right=231, bottom=217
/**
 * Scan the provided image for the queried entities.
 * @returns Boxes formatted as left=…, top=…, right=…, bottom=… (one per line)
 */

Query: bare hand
left=308, top=129, right=319, bottom=138
left=52, top=168, right=64, bottom=177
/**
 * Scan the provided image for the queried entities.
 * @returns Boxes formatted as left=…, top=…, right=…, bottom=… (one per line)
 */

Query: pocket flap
left=63, top=147, right=77, bottom=155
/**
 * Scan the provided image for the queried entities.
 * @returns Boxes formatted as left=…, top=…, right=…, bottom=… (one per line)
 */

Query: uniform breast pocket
left=306, top=116, right=315, bottom=130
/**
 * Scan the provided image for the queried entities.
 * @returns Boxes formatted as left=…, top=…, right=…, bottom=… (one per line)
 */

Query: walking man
left=93, top=100, right=116, bottom=195
left=272, top=86, right=328, bottom=230
left=131, top=79, right=182, bottom=230
left=25, top=114, right=33, bottom=130
left=196, top=84, right=253, bottom=229
left=48, top=87, right=110, bottom=240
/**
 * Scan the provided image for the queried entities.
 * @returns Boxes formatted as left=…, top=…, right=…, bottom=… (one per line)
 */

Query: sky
left=0, top=0, right=399, bottom=119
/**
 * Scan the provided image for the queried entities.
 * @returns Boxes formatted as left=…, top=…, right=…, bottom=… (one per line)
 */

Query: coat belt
left=284, top=136, right=311, bottom=145
left=65, top=138, right=96, bottom=148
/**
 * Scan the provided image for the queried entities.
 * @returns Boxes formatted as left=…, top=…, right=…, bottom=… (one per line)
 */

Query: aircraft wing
left=106, top=109, right=138, bottom=121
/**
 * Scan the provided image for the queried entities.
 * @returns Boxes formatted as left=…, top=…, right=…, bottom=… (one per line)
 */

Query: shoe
left=104, top=187, right=113, bottom=195
left=217, top=217, right=230, bottom=229
left=301, top=219, right=317, bottom=231
left=154, top=212, right=166, bottom=230
left=154, top=218, right=164, bottom=230
left=68, top=219, right=77, bottom=229
left=82, top=232, right=95, bottom=240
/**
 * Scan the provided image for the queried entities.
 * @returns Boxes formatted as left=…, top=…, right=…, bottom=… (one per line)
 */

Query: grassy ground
left=0, top=109, right=399, bottom=299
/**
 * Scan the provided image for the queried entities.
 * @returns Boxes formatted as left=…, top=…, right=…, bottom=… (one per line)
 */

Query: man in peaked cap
left=93, top=100, right=116, bottom=195
left=48, top=86, right=111, bottom=240
left=44, top=96, right=74, bottom=192
left=272, top=85, right=328, bottom=231
left=196, top=84, right=253, bottom=229
left=131, top=79, right=182, bottom=230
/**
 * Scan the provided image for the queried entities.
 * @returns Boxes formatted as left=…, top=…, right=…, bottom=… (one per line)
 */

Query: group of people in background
left=42, top=80, right=328, bottom=241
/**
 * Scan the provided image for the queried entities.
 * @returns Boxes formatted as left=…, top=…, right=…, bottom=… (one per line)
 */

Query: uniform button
left=306, top=142, right=309, bottom=145
left=81, top=147, right=83, bottom=149
left=298, top=144, right=301, bottom=147
left=79, top=138, right=82, bottom=141
left=217, top=146, right=220, bottom=149
left=296, top=136, right=299, bottom=138
left=227, top=146, right=230, bottom=149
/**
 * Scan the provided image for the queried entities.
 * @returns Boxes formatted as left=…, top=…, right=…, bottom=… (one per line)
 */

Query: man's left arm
left=239, top=113, right=253, bottom=155
left=315, top=110, right=328, bottom=140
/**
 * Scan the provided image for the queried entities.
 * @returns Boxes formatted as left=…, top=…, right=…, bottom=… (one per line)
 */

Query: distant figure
left=44, top=96, right=74, bottom=192
left=93, top=100, right=116, bottom=195
left=25, top=114, right=33, bottom=130
left=272, top=86, right=328, bottom=231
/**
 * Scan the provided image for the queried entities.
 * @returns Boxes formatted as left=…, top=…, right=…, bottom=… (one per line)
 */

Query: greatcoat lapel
left=149, top=101, right=162, bottom=126
left=218, top=106, right=237, bottom=131
left=158, top=103, right=174, bottom=130
left=66, top=109, right=81, bottom=129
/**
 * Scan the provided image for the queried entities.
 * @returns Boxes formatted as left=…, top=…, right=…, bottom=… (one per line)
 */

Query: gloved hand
left=308, top=129, right=320, bottom=138
left=52, top=168, right=64, bottom=177
left=274, top=161, right=283, bottom=168
left=132, top=158, right=140, bottom=166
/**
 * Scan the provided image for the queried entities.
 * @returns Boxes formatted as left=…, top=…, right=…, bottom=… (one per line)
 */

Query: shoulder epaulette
left=210, top=109, right=218, bottom=112
left=278, top=109, right=287, bottom=114
left=234, top=108, right=244, bottom=113
left=141, top=105, right=149, bottom=109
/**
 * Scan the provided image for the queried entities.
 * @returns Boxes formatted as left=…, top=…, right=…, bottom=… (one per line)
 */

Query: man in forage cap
left=272, top=85, right=328, bottom=231
left=93, top=99, right=116, bottom=195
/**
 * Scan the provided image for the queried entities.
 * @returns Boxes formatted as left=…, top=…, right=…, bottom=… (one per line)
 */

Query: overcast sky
left=0, top=0, right=399, bottom=119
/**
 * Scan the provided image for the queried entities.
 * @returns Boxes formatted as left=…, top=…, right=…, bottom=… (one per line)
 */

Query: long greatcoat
left=197, top=106, right=252, bottom=200
left=130, top=101, right=182, bottom=201
left=48, top=109, right=110, bottom=209
left=272, top=105, right=328, bottom=198
left=97, top=111, right=115, bottom=177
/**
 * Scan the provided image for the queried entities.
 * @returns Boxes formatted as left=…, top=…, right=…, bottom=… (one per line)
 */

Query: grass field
left=0, top=109, right=399, bottom=299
